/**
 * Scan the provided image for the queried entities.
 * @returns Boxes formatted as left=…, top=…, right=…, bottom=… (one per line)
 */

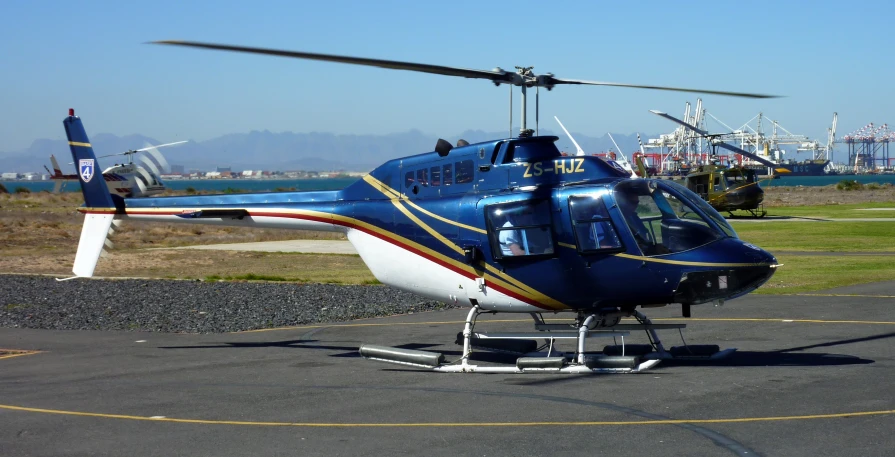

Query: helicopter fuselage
left=99, top=135, right=776, bottom=314
left=677, top=165, right=765, bottom=213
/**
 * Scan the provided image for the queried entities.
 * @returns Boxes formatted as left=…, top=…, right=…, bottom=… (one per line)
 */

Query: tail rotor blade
left=137, top=154, right=162, bottom=177
left=144, top=148, right=171, bottom=174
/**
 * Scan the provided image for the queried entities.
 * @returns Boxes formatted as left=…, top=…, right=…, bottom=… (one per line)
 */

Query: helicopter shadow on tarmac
left=157, top=328, right=891, bottom=368
left=658, top=330, right=894, bottom=368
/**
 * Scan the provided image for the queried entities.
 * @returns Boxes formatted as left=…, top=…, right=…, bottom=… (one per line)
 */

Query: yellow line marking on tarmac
left=1, top=404, right=893, bottom=427
left=789, top=293, right=895, bottom=299
left=658, top=317, right=895, bottom=325
left=237, top=317, right=895, bottom=333
left=0, top=349, right=41, bottom=361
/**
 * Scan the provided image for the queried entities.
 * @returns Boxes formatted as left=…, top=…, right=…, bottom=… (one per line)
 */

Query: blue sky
left=2, top=0, right=892, bottom=153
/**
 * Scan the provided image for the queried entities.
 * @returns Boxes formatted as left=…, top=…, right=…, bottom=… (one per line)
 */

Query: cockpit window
left=725, top=172, right=746, bottom=185
left=613, top=180, right=729, bottom=256
left=661, top=180, right=737, bottom=238
left=486, top=200, right=555, bottom=259
left=569, top=193, right=623, bottom=252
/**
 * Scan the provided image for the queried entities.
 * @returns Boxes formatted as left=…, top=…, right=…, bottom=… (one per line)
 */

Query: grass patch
left=732, top=221, right=895, bottom=252
left=229, top=273, right=292, bottom=282
left=765, top=202, right=895, bottom=218
left=756, top=254, right=895, bottom=294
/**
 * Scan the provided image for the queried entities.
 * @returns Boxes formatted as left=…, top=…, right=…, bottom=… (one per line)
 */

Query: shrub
left=836, top=180, right=863, bottom=191
left=14, top=186, right=31, bottom=194
left=185, top=186, right=197, bottom=194
left=0, top=182, right=7, bottom=193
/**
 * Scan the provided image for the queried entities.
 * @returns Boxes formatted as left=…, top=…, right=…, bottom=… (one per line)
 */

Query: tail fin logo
left=79, top=159, right=95, bottom=183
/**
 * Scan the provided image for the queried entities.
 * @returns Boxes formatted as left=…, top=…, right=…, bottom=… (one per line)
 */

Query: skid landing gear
left=728, top=204, right=767, bottom=219
left=359, top=306, right=736, bottom=374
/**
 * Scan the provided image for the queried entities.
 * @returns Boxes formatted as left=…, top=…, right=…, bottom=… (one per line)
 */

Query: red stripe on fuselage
left=103, top=208, right=554, bottom=310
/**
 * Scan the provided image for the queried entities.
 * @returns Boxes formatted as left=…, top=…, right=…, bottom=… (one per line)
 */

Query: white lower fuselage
left=120, top=210, right=546, bottom=313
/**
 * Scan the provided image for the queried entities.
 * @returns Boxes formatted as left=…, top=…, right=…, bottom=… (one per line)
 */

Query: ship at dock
left=742, top=148, right=834, bottom=177
left=639, top=99, right=838, bottom=177
left=765, top=160, right=832, bottom=176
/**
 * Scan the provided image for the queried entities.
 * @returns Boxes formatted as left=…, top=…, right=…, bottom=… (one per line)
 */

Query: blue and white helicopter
left=64, top=41, right=780, bottom=374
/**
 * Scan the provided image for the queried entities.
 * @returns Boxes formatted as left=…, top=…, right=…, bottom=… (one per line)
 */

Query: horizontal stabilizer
left=72, top=213, right=115, bottom=277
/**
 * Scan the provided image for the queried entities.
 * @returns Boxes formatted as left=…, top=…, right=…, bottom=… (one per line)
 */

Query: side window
left=486, top=200, right=555, bottom=259
left=569, top=194, right=622, bottom=252
left=443, top=163, right=453, bottom=186
left=455, top=160, right=474, bottom=184
left=404, top=171, right=413, bottom=188
left=430, top=166, right=441, bottom=186
left=502, top=144, right=516, bottom=163
left=490, top=143, right=501, bottom=164
left=416, top=168, right=429, bottom=186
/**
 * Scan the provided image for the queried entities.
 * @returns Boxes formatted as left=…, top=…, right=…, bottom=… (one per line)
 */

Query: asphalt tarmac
left=2, top=282, right=894, bottom=457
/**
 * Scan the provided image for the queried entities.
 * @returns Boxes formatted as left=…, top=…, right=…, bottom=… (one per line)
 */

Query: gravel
left=0, top=275, right=461, bottom=333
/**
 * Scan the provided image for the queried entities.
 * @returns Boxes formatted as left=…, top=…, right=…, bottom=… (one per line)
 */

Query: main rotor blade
left=649, top=110, right=710, bottom=136
left=133, top=140, right=187, bottom=153
left=94, top=151, right=133, bottom=160
left=549, top=77, right=779, bottom=99
left=94, top=141, right=187, bottom=160
left=152, top=40, right=515, bottom=84
left=713, top=142, right=788, bottom=172
left=650, top=110, right=788, bottom=172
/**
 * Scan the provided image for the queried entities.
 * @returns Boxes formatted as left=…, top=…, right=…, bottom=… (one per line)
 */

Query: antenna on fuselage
left=554, top=116, right=585, bottom=156
left=608, top=132, right=636, bottom=178
left=151, top=40, right=781, bottom=139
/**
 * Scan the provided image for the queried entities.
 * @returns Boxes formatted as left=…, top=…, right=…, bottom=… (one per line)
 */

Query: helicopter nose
left=727, top=183, right=764, bottom=205
left=671, top=239, right=778, bottom=305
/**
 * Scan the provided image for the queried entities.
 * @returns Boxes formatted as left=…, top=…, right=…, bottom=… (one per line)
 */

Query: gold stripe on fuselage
left=362, top=175, right=568, bottom=309
left=612, top=252, right=770, bottom=267
left=362, top=175, right=486, bottom=234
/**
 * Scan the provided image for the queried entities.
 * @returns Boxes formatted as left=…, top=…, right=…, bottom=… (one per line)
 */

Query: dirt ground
left=762, top=183, right=895, bottom=206
left=2, top=185, right=894, bottom=278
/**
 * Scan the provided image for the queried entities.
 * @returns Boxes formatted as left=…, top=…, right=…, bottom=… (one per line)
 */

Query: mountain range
left=0, top=129, right=654, bottom=174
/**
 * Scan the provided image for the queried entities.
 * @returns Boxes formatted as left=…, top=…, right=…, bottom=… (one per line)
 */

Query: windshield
left=612, top=180, right=732, bottom=256
left=660, top=180, right=737, bottom=238
left=725, top=172, right=746, bottom=185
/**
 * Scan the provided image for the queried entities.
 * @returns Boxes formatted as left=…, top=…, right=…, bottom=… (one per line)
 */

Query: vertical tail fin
left=63, top=109, right=117, bottom=278
left=64, top=109, right=115, bottom=209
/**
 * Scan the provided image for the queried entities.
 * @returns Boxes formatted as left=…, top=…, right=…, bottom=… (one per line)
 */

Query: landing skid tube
left=728, top=204, right=767, bottom=219
left=359, top=306, right=735, bottom=374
